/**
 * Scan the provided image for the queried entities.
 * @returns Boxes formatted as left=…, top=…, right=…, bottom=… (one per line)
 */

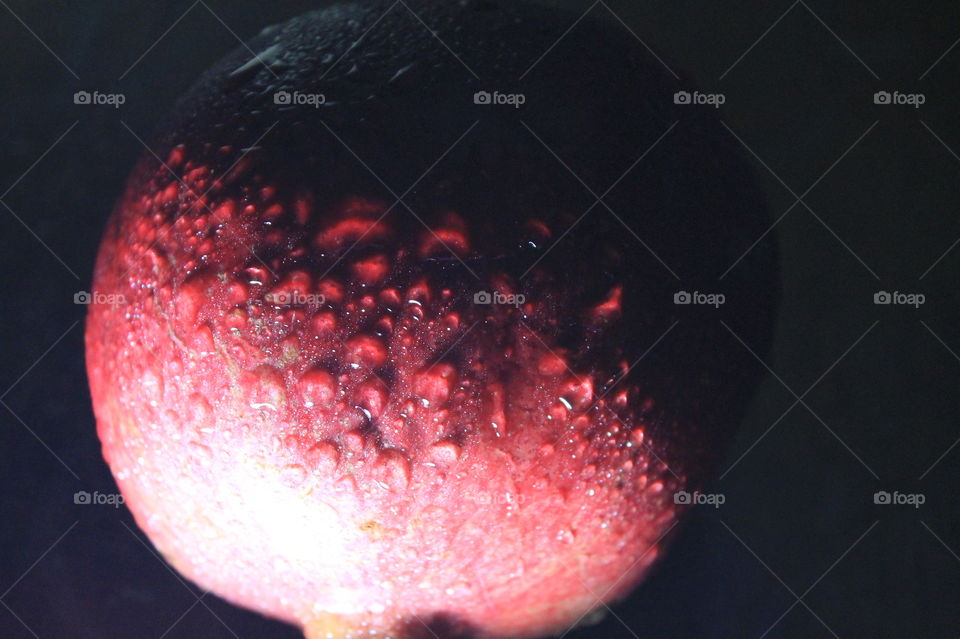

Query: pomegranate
left=85, top=1, right=777, bottom=637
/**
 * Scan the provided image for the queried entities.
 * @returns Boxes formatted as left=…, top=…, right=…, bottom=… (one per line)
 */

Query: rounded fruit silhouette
left=85, top=1, right=777, bottom=638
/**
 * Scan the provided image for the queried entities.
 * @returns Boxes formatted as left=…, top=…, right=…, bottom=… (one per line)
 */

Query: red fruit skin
left=87, top=162, right=679, bottom=637
left=86, top=2, right=777, bottom=637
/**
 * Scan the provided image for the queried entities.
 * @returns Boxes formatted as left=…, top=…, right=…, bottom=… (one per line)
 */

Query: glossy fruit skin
left=85, top=2, right=777, bottom=638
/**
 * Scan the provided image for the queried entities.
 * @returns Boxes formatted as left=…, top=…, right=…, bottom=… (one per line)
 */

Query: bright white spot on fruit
left=229, top=43, right=284, bottom=77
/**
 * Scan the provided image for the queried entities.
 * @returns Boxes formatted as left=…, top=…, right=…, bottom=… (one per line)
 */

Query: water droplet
left=244, top=265, right=271, bottom=287
left=351, top=253, right=390, bottom=285
left=431, top=313, right=457, bottom=337
left=537, top=352, right=567, bottom=377
left=344, top=335, right=388, bottom=370
left=297, top=368, right=337, bottom=408
left=353, top=380, right=388, bottom=418
left=413, top=363, right=457, bottom=405
left=311, top=311, right=337, bottom=336
left=305, top=441, right=340, bottom=472
left=342, top=430, right=365, bottom=455
left=590, top=285, right=622, bottom=321
left=188, top=394, right=212, bottom=423
left=375, top=449, right=410, bottom=489
left=428, top=440, right=461, bottom=463
left=280, top=464, right=307, bottom=487
left=189, top=441, right=213, bottom=467
left=317, top=279, right=344, bottom=305
left=560, top=378, right=594, bottom=412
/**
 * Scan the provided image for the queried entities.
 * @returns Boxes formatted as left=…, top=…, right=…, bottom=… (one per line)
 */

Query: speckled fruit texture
left=85, top=1, right=777, bottom=638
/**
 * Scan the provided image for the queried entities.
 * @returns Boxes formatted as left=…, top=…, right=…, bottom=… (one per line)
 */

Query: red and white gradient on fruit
left=89, top=166, right=674, bottom=637
left=85, top=2, right=776, bottom=638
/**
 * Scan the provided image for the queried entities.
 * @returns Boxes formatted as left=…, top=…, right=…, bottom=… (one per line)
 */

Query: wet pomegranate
left=85, top=1, right=777, bottom=637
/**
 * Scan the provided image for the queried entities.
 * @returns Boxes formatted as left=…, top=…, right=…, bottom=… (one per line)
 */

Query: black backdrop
left=1, top=1, right=959, bottom=637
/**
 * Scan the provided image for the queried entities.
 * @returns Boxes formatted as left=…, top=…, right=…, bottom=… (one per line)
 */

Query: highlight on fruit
left=85, top=1, right=778, bottom=637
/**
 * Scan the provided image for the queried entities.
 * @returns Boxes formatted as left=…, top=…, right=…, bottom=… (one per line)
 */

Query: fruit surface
left=85, top=2, right=777, bottom=637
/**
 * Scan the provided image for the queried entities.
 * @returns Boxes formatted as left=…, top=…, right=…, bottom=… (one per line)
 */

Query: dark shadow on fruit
left=398, top=613, right=480, bottom=639
left=86, top=1, right=778, bottom=638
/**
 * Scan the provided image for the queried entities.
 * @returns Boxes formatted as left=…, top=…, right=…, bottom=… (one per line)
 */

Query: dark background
left=1, top=1, right=959, bottom=637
